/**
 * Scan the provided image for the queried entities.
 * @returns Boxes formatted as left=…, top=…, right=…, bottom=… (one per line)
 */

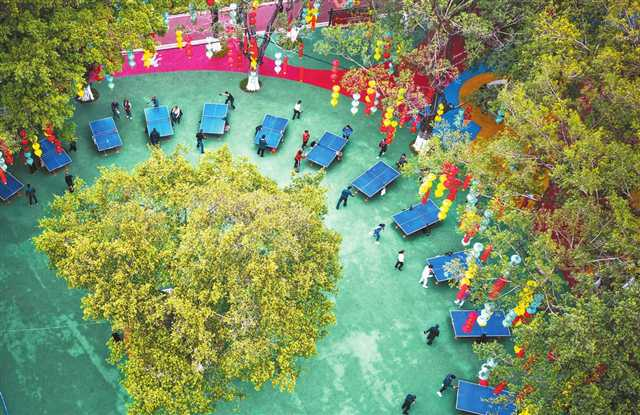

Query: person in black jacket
left=149, top=128, right=160, bottom=145
left=64, top=168, right=74, bottom=192
left=257, top=135, right=267, bottom=157
left=401, top=394, right=416, bottom=414
left=424, top=324, right=440, bottom=345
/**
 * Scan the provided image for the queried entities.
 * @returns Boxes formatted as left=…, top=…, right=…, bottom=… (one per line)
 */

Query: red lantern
left=446, top=187, right=458, bottom=201
left=207, top=0, right=215, bottom=5
left=463, top=174, right=472, bottom=190
left=462, top=311, right=478, bottom=333
left=480, top=244, right=493, bottom=262
left=492, top=381, right=507, bottom=395
left=19, top=129, right=27, bottom=139
left=546, top=351, right=556, bottom=362
left=421, top=189, right=430, bottom=205
left=478, top=379, right=489, bottom=387
left=488, top=276, right=507, bottom=300
left=456, top=284, right=469, bottom=301
left=0, top=169, right=6, bottom=185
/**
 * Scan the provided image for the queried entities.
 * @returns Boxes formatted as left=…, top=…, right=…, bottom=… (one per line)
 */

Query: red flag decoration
left=0, top=169, right=6, bottom=185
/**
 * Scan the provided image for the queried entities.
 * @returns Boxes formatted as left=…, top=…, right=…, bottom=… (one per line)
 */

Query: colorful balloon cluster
left=419, top=173, right=436, bottom=204
left=502, top=277, right=541, bottom=328
left=127, top=50, right=136, bottom=68
left=350, top=93, right=360, bottom=115
left=330, top=85, right=341, bottom=107
left=364, top=80, right=377, bottom=115
left=381, top=107, right=398, bottom=144
left=476, top=302, right=494, bottom=327
left=143, top=50, right=153, bottom=68
left=434, top=102, right=445, bottom=123
left=105, top=74, right=115, bottom=90
left=438, top=199, right=452, bottom=220
left=43, top=125, right=64, bottom=154
left=477, top=359, right=496, bottom=386
left=274, top=52, right=283, bottom=74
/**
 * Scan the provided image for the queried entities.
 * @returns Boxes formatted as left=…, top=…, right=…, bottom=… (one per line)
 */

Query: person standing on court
left=149, top=128, right=160, bottom=145
left=419, top=263, right=434, bottom=288
left=437, top=373, right=457, bottom=397
left=394, top=250, right=405, bottom=270
left=123, top=99, right=133, bottom=120
left=292, top=100, right=303, bottom=119
left=196, top=130, right=205, bottom=154
left=64, top=168, right=74, bottom=193
left=372, top=223, right=385, bottom=242
left=401, top=394, right=416, bottom=414
left=150, top=96, right=159, bottom=107
left=302, top=130, right=310, bottom=148
left=336, top=186, right=353, bottom=210
left=378, top=138, right=388, bottom=158
left=257, top=135, right=268, bottom=157
left=25, top=184, right=37, bottom=206
left=424, top=324, right=440, bottom=345
left=111, top=101, right=120, bottom=119
left=221, top=91, right=236, bottom=109
left=342, top=124, right=353, bottom=140
left=294, top=149, right=304, bottom=172
left=67, top=140, right=77, bottom=152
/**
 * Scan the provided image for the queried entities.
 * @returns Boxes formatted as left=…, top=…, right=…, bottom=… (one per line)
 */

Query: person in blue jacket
left=336, top=186, right=354, bottom=210
left=342, top=124, right=353, bottom=139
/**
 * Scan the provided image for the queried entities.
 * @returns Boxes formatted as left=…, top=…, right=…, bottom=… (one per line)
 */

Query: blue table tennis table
left=200, top=103, right=229, bottom=135
left=89, top=117, right=123, bottom=152
left=306, top=132, right=348, bottom=168
left=0, top=171, right=23, bottom=202
left=450, top=310, right=511, bottom=339
left=39, top=139, right=72, bottom=172
left=456, top=380, right=516, bottom=415
left=426, top=251, right=469, bottom=283
left=254, top=114, right=288, bottom=151
left=392, top=200, right=440, bottom=236
left=144, top=106, right=174, bottom=138
left=352, top=161, right=400, bottom=199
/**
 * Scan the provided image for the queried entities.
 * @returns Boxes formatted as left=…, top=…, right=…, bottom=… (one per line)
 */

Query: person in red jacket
left=294, top=149, right=304, bottom=172
left=302, top=130, right=310, bottom=148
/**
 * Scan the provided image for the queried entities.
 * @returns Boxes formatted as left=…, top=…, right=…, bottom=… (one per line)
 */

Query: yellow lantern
left=442, top=199, right=453, bottom=208
left=175, top=30, right=183, bottom=48
left=253, top=0, right=259, bottom=7
left=391, top=120, right=398, bottom=128
left=332, top=85, right=341, bottom=93
left=426, top=173, right=437, bottom=183
left=440, top=205, right=450, bottom=213
left=32, top=142, right=41, bottom=150
left=368, top=80, right=376, bottom=87
left=438, top=211, right=447, bottom=220
left=386, top=106, right=394, bottom=114
left=331, top=92, right=339, bottom=99
left=384, top=112, right=393, bottom=120
left=434, top=115, right=442, bottom=122
left=330, top=99, right=338, bottom=107
left=34, top=149, right=43, bottom=157
left=419, top=181, right=432, bottom=194
left=366, top=87, right=375, bottom=95
left=383, top=119, right=391, bottom=127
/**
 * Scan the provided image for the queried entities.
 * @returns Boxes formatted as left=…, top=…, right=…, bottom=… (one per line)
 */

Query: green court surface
left=0, top=71, right=480, bottom=414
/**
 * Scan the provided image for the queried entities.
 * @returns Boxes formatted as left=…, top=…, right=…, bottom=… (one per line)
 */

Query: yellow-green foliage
left=35, top=147, right=342, bottom=415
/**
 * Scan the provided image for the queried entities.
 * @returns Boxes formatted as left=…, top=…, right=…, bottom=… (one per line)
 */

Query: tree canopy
left=411, top=1, right=640, bottom=413
left=35, top=147, right=342, bottom=415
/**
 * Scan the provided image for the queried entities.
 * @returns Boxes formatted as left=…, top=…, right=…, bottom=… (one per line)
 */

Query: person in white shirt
left=394, top=250, right=405, bottom=271
left=419, top=263, right=434, bottom=288
left=292, top=100, right=302, bottom=119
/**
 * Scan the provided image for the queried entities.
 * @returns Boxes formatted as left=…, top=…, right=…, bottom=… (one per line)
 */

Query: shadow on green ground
left=0, top=71, right=487, bottom=414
